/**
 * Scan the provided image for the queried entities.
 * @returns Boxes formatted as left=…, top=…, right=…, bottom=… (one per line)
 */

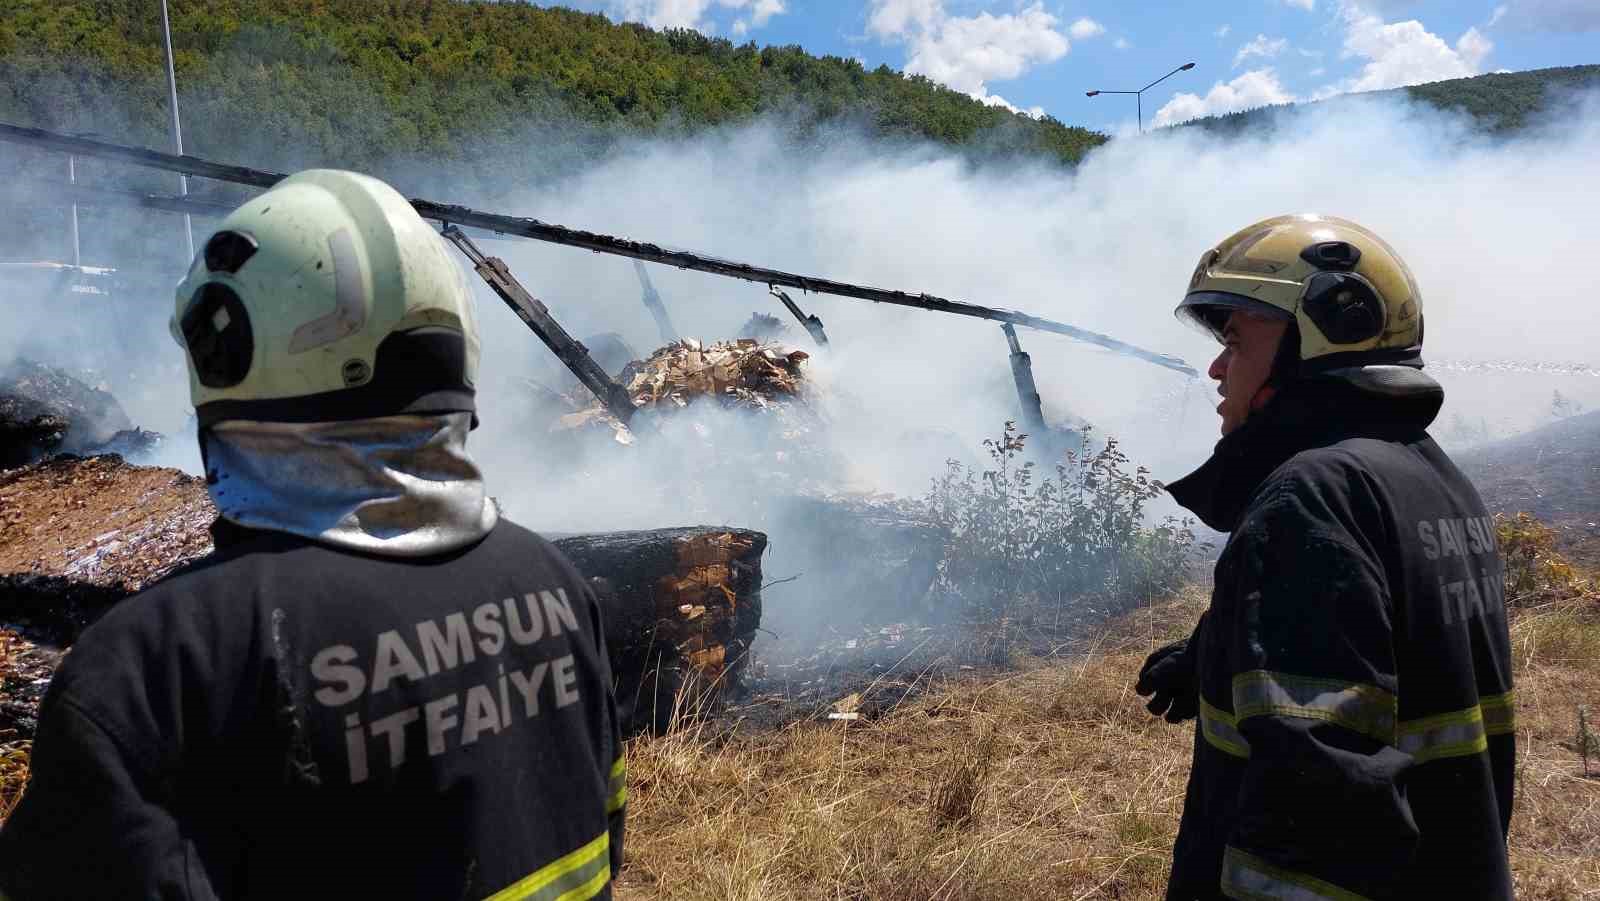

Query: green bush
left=1495, top=512, right=1589, bottom=607
left=923, top=422, right=1203, bottom=618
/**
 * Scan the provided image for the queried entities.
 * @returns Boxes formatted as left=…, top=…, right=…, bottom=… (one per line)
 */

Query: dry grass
left=0, top=741, right=27, bottom=822
left=0, top=589, right=1593, bottom=898
left=617, top=586, right=1600, bottom=901
left=0, top=630, right=31, bottom=822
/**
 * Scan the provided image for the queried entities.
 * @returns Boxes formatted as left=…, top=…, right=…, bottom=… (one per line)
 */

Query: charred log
left=553, top=528, right=766, bottom=735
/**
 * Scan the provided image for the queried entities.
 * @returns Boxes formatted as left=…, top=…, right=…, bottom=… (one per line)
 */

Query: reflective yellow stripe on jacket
left=607, top=756, right=627, bottom=815
left=1200, top=697, right=1251, bottom=759
left=1479, top=690, right=1516, bottom=736
left=485, top=832, right=611, bottom=901
left=1201, top=673, right=1513, bottom=766
left=1396, top=690, right=1515, bottom=764
left=1222, top=847, right=1370, bottom=901
left=1231, top=670, right=1396, bottom=744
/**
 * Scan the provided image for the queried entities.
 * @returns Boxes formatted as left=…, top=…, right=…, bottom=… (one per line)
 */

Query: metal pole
left=68, top=155, right=81, bottom=267
left=160, top=0, right=195, bottom=261
left=1137, top=93, right=1143, bottom=136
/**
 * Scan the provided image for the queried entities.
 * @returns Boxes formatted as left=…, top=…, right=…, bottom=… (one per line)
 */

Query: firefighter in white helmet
left=1137, top=215, right=1515, bottom=900
left=0, top=170, right=626, bottom=900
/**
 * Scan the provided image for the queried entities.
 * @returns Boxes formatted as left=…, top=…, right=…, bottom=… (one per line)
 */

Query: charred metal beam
left=1002, top=323, right=1046, bottom=432
left=440, top=226, right=639, bottom=429
left=0, top=122, right=1198, bottom=377
left=7, top=176, right=237, bottom=218
left=0, top=123, right=286, bottom=187
left=770, top=287, right=829, bottom=349
left=633, top=260, right=678, bottom=345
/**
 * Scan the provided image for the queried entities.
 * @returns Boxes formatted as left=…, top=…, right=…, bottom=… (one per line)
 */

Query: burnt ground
left=7, top=407, right=1598, bottom=745
left=719, top=594, right=1157, bottom=733
left=0, top=454, right=215, bottom=592
left=1458, top=409, right=1600, bottom=568
left=0, top=455, right=215, bottom=737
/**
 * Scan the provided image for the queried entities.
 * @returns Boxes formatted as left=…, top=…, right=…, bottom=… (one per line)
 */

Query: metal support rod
left=769, top=286, right=829, bottom=349
left=1002, top=323, right=1046, bottom=431
left=0, top=122, right=1197, bottom=377
left=440, top=225, right=639, bottom=428
left=67, top=155, right=81, bottom=268
left=632, top=260, right=678, bottom=344
left=159, top=0, right=195, bottom=260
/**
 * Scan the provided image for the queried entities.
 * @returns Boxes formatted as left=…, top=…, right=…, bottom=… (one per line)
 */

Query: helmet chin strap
left=1248, top=383, right=1280, bottom=416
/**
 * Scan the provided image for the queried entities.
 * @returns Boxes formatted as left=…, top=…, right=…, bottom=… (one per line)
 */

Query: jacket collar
left=1166, top=368, right=1444, bottom=533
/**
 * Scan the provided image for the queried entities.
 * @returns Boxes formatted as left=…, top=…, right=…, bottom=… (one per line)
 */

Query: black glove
left=1136, top=638, right=1198, bottom=723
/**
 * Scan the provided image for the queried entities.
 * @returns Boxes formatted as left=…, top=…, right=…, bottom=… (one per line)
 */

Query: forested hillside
left=0, top=0, right=1107, bottom=184
left=0, top=3, right=1593, bottom=268
left=1178, top=64, right=1600, bottom=136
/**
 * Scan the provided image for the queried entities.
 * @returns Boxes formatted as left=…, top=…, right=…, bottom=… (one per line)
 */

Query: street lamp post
left=1087, top=62, right=1196, bottom=135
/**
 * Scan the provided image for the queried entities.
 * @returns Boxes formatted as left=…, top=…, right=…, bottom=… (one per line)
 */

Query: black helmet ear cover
left=1301, top=271, right=1386, bottom=345
left=181, top=283, right=254, bottom=389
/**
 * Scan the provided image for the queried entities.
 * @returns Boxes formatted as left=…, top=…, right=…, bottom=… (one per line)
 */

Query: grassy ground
left=0, top=590, right=1594, bottom=899
left=616, top=587, right=1600, bottom=900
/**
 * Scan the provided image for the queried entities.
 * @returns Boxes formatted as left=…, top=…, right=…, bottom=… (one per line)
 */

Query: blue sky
left=538, top=1, right=1599, bottom=133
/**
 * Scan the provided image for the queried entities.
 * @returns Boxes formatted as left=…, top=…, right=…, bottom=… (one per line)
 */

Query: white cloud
left=1500, top=0, right=1600, bottom=32
left=1069, top=17, right=1106, bottom=40
left=1487, top=5, right=1509, bottom=28
left=750, top=0, right=784, bottom=26
left=1352, top=0, right=1424, bottom=10
left=607, top=0, right=785, bottom=32
left=1319, top=5, right=1493, bottom=96
left=1234, top=34, right=1289, bottom=68
left=1153, top=68, right=1296, bottom=127
left=1283, top=0, right=1315, bottom=10
left=1114, top=37, right=1132, bottom=51
left=1215, top=25, right=1231, bottom=39
left=868, top=1, right=1068, bottom=111
left=980, top=93, right=1046, bottom=118
left=867, top=0, right=943, bottom=38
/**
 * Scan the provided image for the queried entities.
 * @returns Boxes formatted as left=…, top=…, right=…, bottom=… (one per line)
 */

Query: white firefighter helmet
left=172, top=169, right=481, bottom=427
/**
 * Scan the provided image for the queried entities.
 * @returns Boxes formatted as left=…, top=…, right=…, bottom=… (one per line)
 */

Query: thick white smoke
left=461, top=86, right=1600, bottom=535
left=4, top=84, right=1599, bottom=629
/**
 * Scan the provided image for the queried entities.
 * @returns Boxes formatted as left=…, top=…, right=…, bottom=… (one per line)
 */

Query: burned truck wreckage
left=0, top=122, right=1201, bottom=747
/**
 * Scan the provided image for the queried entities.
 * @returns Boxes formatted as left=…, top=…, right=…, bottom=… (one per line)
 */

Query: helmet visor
left=1175, top=291, right=1293, bottom=343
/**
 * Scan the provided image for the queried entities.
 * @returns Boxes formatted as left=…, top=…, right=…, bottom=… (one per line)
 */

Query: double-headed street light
left=1087, top=62, right=1196, bottom=135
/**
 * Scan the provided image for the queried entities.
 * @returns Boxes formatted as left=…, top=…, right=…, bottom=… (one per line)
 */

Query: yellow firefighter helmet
left=1176, top=214, right=1423, bottom=370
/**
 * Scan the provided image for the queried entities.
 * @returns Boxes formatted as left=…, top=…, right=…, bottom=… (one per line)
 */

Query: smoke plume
left=4, top=83, right=1600, bottom=631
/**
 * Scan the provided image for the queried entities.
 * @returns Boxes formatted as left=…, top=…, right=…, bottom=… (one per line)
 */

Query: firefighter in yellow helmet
left=0, top=171, right=626, bottom=900
left=1138, top=215, right=1515, bottom=900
